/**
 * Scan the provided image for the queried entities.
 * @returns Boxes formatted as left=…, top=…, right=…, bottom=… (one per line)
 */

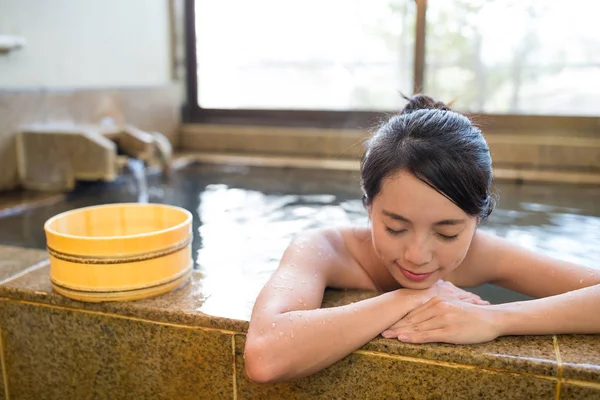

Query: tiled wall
left=1, top=300, right=600, bottom=399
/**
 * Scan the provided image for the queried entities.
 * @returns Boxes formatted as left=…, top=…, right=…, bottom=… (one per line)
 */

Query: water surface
left=1, top=163, right=599, bottom=315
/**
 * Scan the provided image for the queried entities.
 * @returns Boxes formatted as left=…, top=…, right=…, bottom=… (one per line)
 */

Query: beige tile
left=560, top=382, right=600, bottom=399
left=0, top=353, right=5, bottom=400
left=0, top=263, right=249, bottom=333
left=234, top=336, right=555, bottom=400
left=557, top=334, right=600, bottom=382
left=0, top=268, right=560, bottom=379
left=0, top=245, right=48, bottom=284
left=0, top=300, right=233, bottom=400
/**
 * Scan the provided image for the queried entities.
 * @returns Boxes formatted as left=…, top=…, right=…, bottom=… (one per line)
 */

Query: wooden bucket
left=44, top=203, right=193, bottom=302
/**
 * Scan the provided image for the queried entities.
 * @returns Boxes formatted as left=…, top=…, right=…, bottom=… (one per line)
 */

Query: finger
left=382, top=300, right=441, bottom=337
left=464, top=297, right=489, bottom=305
left=391, top=316, right=445, bottom=336
left=397, top=329, right=448, bottom=344
left=395, top=296, right=442, bottom=327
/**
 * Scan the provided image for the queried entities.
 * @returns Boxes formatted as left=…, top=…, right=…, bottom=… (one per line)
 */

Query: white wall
left=0, top=0, right=171, bottom=88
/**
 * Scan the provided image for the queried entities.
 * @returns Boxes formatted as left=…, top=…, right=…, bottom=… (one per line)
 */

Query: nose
left=404, top=236, right=432, bottom=267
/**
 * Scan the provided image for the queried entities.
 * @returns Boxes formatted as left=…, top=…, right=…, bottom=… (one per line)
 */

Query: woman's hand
left=381, top=297, right=501, bottom=344
left=426, top=280, right=490, bottom=305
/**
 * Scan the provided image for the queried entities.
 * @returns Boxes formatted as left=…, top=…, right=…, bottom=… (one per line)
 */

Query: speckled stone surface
left=233, top=336, right=556, bottom=400
left=557, top=334, right=600, bottom=382
left=560, top=383, right=600, bottom=399
left=364, top=335, right=558, bottom=377
left=0, top=262, right=248, bottom=333
left=0, top=366, right=5, bottom=400
left=0, top=299, right=233, bottom=400
left=0, top=245, right=48, bottom=283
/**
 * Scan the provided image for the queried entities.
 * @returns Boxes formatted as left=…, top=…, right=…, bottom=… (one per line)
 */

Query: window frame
left=182, top=0, right=599, bottom=131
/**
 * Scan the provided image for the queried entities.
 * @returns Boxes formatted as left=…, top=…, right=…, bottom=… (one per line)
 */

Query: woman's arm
left=244, top=228, right=429, bottom=383
left=244, top=228, right=481, bottom=382
left=496, top=283, right=600, bottom=335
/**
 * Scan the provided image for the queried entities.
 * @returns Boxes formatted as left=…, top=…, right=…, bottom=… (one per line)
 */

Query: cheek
left=371, top=226, right=398, bottom=260
left=437, top=236, right=473, bottom=268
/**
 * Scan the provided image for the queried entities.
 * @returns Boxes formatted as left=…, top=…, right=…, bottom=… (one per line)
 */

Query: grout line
left=0, top=259, right=50, bottom=286
left=0, top=298, right=243, bottom=336
left=553, top=335, right=563, bottom=400
left=232, top=335, right=238, bottom=400
left=0, top=328, right=9, bottom=400
left=559, top=378, right=600, bottom=390
left=354, top=350, right=557, bottom=381
left=553, top=336, right=564, bottom=378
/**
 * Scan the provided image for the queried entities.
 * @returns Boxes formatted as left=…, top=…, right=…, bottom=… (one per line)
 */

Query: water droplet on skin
left=302, top=280, right=306, bottom=284
left=279, top=332, right=283, bottom=336
left=580, top=279, right=584, bottom=284
left=353, top=308, right=358, bottom=313
left=272, top=322, right=276, bottom=328
left=291, top=331, right=295, bottom=338
left=298, top=298, right=303, bottom=304
left=289, top=315, right=293, bottom=321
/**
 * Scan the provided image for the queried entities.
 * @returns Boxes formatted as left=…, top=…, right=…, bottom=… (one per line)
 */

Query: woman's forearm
left=244, top=288, right=427, bottom=383
left=495, top=284, right=600, bottom=336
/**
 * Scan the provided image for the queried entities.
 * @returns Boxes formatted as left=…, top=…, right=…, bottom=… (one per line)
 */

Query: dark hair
left=361, top=94, right=496, bottom=222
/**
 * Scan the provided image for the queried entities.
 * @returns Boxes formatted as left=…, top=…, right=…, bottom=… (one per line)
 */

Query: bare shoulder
left=251, top=227, right=379, bottom=317
left=447, top=230, right=506, bottom=287
left=293, top=226, right=380, bottom=291
left=449, top=229, right=600, bottom=298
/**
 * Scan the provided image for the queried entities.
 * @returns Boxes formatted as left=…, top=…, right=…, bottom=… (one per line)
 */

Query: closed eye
left=437, top=233, right=459, bottom=241
left=385, top=226, right=407, bottom=236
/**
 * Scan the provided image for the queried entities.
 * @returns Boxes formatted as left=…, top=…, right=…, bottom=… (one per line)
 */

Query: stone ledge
left=180, top=124, right=600, bottom=181
left=1, top=244, right=599, bottom=392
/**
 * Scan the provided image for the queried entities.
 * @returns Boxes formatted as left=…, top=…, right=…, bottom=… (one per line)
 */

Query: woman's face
left=369, top=170, right=478, bottom=289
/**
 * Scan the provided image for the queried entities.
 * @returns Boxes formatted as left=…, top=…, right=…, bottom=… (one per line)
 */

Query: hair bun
left=400, top=93, right=451, bottom=115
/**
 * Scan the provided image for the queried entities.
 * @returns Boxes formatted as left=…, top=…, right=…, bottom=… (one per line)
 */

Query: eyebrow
left=382, top=210, right=466, bottom=226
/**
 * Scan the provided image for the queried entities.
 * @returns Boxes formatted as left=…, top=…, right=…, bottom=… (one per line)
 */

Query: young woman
left=244, top=95, right=600, bottom=383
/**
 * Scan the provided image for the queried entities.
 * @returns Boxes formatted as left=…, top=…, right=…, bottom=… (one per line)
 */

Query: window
left=426, top=0, right=600, bottom=116
left=195, top=0, right=415, bottom=111
left=186, top=0, right=600, bottom=123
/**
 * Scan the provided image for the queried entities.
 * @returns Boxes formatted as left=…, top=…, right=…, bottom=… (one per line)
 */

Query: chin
left=399, top=279, right=435, bottom=290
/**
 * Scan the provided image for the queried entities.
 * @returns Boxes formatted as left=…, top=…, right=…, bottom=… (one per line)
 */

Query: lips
left=399, top=266, right=434, bottom=282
